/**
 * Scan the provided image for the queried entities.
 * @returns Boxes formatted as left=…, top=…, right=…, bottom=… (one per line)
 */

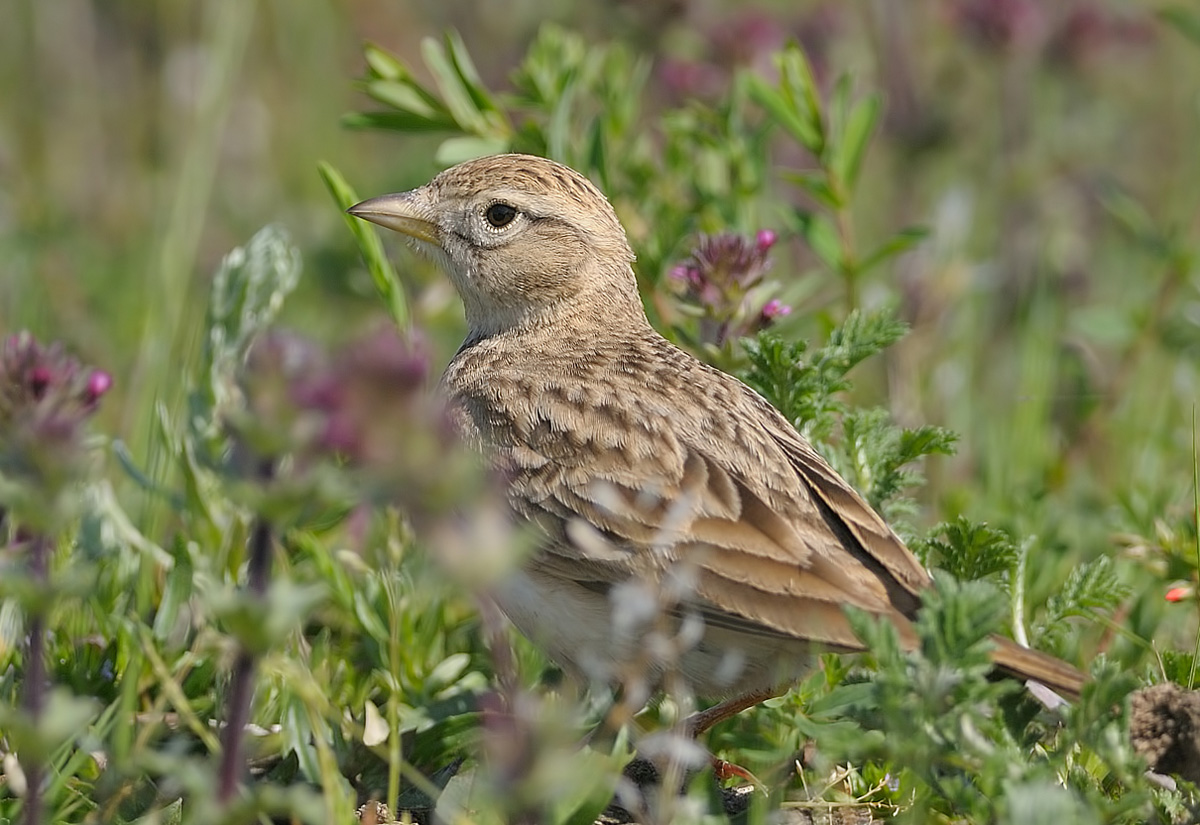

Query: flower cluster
left=240, top=325, right=435, bottom=470
left=292, top=326, right=433, bottom=467
left=656, top=5, right=841, bottom=101
left=0, top=332, right=112, bottom=528
left=1047, top=4, right=1154, bottom=67
left=952, top=0, right=1153, bottom=60
left=1, top=332, right=111, bottom=419
left=234, top=324, right=491, bottom=544
left=668, top=230, right=791, bottom=347
left=952, top=0, right=1047, bottom=51
left=0, top=332, right=111, bottom=464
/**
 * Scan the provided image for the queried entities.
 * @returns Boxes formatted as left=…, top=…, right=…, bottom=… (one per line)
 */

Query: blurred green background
left=3, top=0, right=1199, bottom=656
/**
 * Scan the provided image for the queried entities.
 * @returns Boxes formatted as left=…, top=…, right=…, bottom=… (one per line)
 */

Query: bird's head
left=349, top=154, right=641, bottom=339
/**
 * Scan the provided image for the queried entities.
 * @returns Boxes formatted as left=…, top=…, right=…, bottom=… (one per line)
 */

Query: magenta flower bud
left=0, top=332, right=110, bottom=522
left=760, top=299, right=792, bottom=320
left=755, top=229, right=777, bottom=253
left=85, top=370, right=113, bottom=404
left=29, top=366, right=52, bottom=399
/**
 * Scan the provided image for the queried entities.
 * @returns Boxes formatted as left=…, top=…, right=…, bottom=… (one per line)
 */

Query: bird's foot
left=711, top=756, right=766, bottom=790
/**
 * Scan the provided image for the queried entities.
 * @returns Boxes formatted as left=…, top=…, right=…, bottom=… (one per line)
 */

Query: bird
left=348, top=153, right=1085, bottom=733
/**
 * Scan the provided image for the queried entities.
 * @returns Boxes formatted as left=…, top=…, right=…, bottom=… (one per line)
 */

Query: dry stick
left=217, top=461, right=275, bottom=804
left=22, top=534, right=50, bottom=825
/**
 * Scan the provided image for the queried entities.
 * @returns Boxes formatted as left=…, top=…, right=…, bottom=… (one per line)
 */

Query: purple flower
left=85, top=371, right=113, bottom=406
left=244, top=326, right=433, bottom=469
left=0, top=332, right=111, bottom=520
left=239, top=330, right=329, bottom=456
left=2, top=333, right=111, bottom=413
left=710, top=10, right=788, bottom=71
left=673, top=232, right=776, bottom=311
left=657, top=59, right=727, bottom=100
left=1046, top=5, right=1154, bottom=67
left=751, top=298, right=794, bottom=336
left=755, top=229, right=778, bottom=253
left=952, top=0, right=1047, bottom=52
left=668, top=231, right=791, bottom=346
left=308, top=327, right=430, bottom=460
left=760, top=298, right=792, bottom=320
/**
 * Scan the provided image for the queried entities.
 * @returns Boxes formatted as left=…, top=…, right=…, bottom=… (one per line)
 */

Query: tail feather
left=989, top=635, right=1085, bottom=700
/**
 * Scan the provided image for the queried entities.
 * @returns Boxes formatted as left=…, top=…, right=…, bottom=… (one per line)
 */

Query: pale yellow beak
left=347, top=192, right=438, bottom=245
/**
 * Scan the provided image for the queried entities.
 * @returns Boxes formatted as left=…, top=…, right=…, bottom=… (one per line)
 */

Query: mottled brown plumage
left=349, top=154, right=1084, bottom=722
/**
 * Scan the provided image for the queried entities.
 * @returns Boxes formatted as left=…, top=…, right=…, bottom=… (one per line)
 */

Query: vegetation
left=3, top=2, right=1200, bottom=822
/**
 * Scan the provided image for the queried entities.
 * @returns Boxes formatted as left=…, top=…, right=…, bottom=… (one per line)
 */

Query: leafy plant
left=4, top=11, right=1200, bottom=825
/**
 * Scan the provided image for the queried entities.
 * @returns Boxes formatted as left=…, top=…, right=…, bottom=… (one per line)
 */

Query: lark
left=349, top=154, right=1084, bottom=731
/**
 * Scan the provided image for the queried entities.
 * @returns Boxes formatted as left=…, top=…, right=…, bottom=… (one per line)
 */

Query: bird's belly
left=492, top=568, right=811, bottom=697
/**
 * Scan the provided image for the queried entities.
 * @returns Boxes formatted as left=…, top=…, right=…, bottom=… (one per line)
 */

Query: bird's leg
left=685, top=685, right=785, bottom=736
left=681, top=686, right=787, bottom=793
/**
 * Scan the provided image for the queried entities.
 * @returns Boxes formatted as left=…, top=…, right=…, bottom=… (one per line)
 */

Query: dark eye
left=485, top=202, right=518, bottom=228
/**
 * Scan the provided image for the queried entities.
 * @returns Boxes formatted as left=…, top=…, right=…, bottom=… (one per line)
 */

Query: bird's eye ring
left=485, top=202, right=518, bottom=229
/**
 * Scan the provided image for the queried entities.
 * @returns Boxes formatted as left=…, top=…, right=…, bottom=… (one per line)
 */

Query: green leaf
left=187, top=224, right=302, bottom=464
left=1097, top=180, right=1162, bottom=248
left=545, top=64, right=581, bottom=161
left=363, top=42, right=406, bottom=81
left=205, top=225, right=302, bottom=363
left=421, top=36, right=486, bottom=134
left=921, top=572, right=1008, bottom=662
left=0, top=689, right=99, bottom=759
left=783, top=169, right=841, bottom=210
left=318, top=160, right=409, bottom=328
left=778, top=44, right=824, bottom=154
left=153, top=544, right=195, bottom=642
left=1047, top=556, right=1127, bottom=619
left=859, top=226, right=929, bottom=273
left=1037, top=556, right=1128, bottom=651
left=554, top=746, right=630, bottom=825
left=362, top=79, right=455, bottom=126
left=745, top=74, right=821, bottom=154
left=435, top=135, right=511, bottom=165
left=445, top=30, right=504, bottom=122
left=829, top=74, right=851, bottom=150
left=131, top=799, right=184, bottom=825
left=807, top=680, right=875, bottom=717
left=112, top=439, right=184, bottom=508
left=1160, top=6, right=1200, bottom=47
left=340, top=110, right=457, bottom=133
left=915, top=516, right=1018, bottom=582
left=1162, top=650, right=1200, bottom=689
left=282, top=697, right=324, bottom=782
left=797, top=210, right=843, bottom=272
left=427, top=652, right=471, bottom=693
left=838, top=408, right=956, bottom=511
left=834, top=93, right=880, bottom=191
left=825, top=308, right=910, bottom=372
left=586, top=120, right=608, bottom=184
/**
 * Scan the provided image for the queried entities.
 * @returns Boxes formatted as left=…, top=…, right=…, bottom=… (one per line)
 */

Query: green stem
left=1191, top=406, right=1200, bottom=689
left=124, top=0, right=257, bottom=478
left=22, top=534, right=49, bottom=825
left=218, top=458, right=274, bottom=805
left=827, top=170, right=860, bottom=313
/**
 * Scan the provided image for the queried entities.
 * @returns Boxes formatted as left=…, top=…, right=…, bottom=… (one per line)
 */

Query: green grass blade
left=318, top=161, right=409, bottom=328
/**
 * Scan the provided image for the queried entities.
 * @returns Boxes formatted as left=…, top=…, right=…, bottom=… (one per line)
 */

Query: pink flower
left=85, top=371, right=113, bottom=405
left=755, top=229, right=778, bottom=253
left=0, top=332, right=111, bottom=514
left=760, top=298, right=792, bottom=320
